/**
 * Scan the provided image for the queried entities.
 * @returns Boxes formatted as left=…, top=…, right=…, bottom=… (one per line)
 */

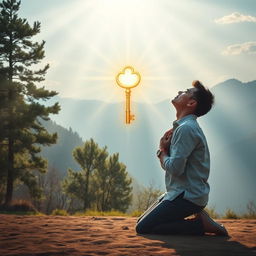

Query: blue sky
left=19, top=0, right=256, bottom=103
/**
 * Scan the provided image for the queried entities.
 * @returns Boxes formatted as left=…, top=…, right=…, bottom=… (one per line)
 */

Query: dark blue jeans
left=136, top=193, right=205, bottom=235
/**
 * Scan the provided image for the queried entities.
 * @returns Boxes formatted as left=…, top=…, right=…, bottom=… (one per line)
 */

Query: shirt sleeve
left=162, top=124, right=198, bottom=176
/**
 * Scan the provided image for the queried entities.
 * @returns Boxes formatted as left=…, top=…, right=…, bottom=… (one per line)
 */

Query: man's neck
left=176, top=111, right=195, bottom=120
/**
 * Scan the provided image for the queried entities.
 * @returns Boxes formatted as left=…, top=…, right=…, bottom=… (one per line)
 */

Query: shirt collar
left=172, top=114, right=197, bottom=129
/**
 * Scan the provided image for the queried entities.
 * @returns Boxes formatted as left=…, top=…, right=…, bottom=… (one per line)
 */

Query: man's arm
left=159, top=125, right=198, bottom=176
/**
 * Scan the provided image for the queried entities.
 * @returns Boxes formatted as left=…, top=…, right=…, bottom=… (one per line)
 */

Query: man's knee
left=135, top=220, right=150, bottom=234
left=135, top=222, right=145, bottom=234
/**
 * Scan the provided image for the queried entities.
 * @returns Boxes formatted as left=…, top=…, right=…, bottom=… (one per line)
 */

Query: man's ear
left=187, top=99, right=197, bottom=108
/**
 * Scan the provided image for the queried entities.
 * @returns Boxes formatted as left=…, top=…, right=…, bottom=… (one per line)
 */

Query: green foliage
left=204, top=206, right=220, bottom=219
left=51, top=209, right=68, bottom=216
left=63, top=139, right=133, bottom=212
left=223, top=208, right=239, bottom=219
left=63, top=139, right=106, bottom=210
left=91, top=153, right=133, bottom=212
left=0, top=0, right=60, bottom=205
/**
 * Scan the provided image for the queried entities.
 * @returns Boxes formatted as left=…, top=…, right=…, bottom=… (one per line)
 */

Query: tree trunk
left=5, top=82, right=14, bottom=206
left=84, top=170, right=90, bottom=210
left=5, top=135, right=14, bottom=206
left=4, top=27, right=14, bottom=206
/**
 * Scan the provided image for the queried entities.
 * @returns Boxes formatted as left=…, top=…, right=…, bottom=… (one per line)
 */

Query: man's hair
left=192, top=80, right=214, bottom=117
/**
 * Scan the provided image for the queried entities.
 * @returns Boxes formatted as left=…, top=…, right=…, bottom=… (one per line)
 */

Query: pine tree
left=92, top=153, right=133, bottom=212
left=0, top=0, right=60, bottom=205
left=63, top=139, right=108, bottom=210
left=63, top=139, right=133, bottom=212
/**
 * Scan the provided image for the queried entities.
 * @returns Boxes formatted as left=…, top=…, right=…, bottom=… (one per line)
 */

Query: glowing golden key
left=116, top=66, right=141, bottom=124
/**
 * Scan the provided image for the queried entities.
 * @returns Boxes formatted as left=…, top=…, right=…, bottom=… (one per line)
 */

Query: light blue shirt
left=162, top=114, right=210, bottom=206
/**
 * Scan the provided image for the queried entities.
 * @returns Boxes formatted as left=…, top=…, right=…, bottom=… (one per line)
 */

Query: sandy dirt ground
left=0, top=214, right=255, bottom=256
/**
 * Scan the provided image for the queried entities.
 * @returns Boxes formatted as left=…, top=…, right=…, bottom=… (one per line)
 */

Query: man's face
left=172, top=87, right=197, bottom=107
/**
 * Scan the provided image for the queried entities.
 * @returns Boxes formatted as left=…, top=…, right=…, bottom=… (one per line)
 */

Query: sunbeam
left=19, top=0, right=255, bottom=122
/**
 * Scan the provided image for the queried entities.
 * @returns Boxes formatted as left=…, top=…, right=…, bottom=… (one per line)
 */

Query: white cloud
left=222, top=42, right=256, bottom=55
left=215, top=12, right=256, bottom=24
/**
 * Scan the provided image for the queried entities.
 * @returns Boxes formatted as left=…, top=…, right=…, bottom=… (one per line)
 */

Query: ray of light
left=37, top=2, right=93, bottom=40
left=130, top=1, right=236, bottom=88
left=39, top=0, right=254, bottom=113
left=43, top=0, right=200, bottom=102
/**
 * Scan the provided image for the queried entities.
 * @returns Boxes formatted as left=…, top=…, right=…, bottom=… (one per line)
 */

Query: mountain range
left=41, top=79, right=256, bottom=214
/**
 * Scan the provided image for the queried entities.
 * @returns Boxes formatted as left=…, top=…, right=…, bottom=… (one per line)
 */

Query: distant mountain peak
left=223, top=78, right=241, bottom=84
left=244, top=80, right=256, bottom=87
left=214, top=78, right=242, bottom=88
left=212, top=79, right=256, bottom=93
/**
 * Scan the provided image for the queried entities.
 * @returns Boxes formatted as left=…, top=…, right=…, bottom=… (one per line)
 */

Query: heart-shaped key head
left=116, top=66, right=141, bottom=89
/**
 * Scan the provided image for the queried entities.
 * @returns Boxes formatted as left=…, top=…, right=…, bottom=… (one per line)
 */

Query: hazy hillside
left=44, top=99, right=168, bottom=188
left=199, top=79, right=256, bottom=213
left=40, top=120, right=84, bottom=175
left=43, top=79, right=256, bottom=213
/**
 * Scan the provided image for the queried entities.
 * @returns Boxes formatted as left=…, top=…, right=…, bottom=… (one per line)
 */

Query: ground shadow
left=139, top=234, right=256, bottom=256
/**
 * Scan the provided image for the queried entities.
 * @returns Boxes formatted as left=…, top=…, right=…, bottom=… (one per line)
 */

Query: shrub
left=204, top=206, right=220, bottom=219
left=0, top=200, right=37, bottom=214
left=130, top=210, right=143, bottom=217
left=51, top=209, right=68, bottom=216
left=223, top=209, right=239, bottom=219
left=242, top=201, right=256, bottom=219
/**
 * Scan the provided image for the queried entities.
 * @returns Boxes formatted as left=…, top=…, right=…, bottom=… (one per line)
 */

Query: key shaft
left=125, top=89, right=134, bottom=124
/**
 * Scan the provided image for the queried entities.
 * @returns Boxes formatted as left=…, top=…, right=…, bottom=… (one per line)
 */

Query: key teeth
left=130, top=114, right=135, bottom=121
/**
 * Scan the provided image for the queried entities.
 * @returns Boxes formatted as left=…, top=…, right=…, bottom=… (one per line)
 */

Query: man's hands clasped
left=159, top=128, right=173, bottom=156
